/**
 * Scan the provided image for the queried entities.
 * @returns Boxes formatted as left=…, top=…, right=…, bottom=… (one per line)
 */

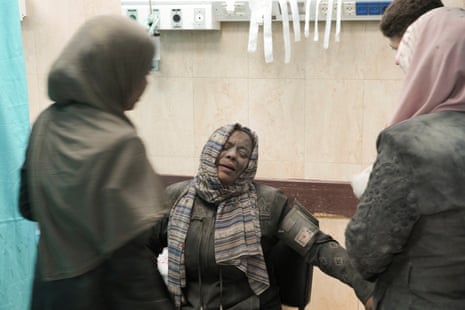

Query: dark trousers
left=30, top=229, right=174, bottom=310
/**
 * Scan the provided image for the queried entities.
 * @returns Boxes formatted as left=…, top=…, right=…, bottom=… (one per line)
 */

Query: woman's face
left=216, top=130, right=253, bottom=186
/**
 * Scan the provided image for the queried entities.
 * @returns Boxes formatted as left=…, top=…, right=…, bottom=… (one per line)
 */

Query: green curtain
left=0, top=0, right=37, bottom=309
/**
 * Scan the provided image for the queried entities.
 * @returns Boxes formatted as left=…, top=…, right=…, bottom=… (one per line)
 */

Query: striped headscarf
left=167, top=123, right=270, bottom=307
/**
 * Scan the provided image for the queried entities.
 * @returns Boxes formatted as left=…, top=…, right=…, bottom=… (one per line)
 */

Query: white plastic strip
left=153, top=34, right=161, bottom=61
left=247, top=0, right=262, bottom=53
left=323, top=0, right=334, bottom=49
left=335, top=0, right=342, bottom=42
left=279, top=0, right=291, bottom=63
left=304, top=0, right=312, bottom=38
left=314, top=0, right=321, bottom=41
left=263, top=0, right=273, bottom=62
left=248, top=17, right=259, bottom=52
left=288, top=0, right=301, bottom=41
left=226, top=0, right=236, bottom=13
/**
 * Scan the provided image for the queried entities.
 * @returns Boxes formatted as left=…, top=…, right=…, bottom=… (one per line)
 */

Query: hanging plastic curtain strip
left=323, top=0, right=334, bottom=49
left=304, top=0, right=312, bottom=38
left=278, top=0, right=291, bottom=63
left=247, top=0, right=263, bottom=53
left=263, top=0, right=273, bottom=62
left=335, top=0, right=342, bottom=41
left=288, top=0, right=301, bottom=41
left=226, top=0, right=236, bottom=13
left=313, top=0, right=321, bottom=41
left=248, top=18, right=259, bottom=53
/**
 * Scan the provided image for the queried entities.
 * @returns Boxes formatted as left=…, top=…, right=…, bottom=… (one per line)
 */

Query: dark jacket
left=346, top=111, right=465, bottom=309
left=159, top=180, right=373, bottom=309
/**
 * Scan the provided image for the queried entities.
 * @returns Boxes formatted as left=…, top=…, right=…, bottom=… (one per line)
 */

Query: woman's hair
left=380, top=0, right=443, bottom=39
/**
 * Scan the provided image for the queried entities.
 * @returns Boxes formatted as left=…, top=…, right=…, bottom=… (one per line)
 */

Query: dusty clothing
left=19, top=15, right=172, bottom=309
left=160, top=180, right=373, bottom=309
left=21, top=14, right=164, bottom=281
left=346, top=111, right=465, bottom=309
left=167, top=124, right=267, bottom=307
left=29, top=229, right=172, bottom=310
left=21, top=103, right=168, bottom=280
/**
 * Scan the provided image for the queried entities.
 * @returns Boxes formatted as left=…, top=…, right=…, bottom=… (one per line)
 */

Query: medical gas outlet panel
left=121, top=0, right=392, bottom=30
left=279, top=0, right=392, bottom=22
left=121, top=1, right=220, bottom=30
left=213, top=0, right=392, bottom=22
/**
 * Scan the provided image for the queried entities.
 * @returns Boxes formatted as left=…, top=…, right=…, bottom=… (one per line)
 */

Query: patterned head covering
left=389, top=7, right=465, bottom=125
left=167, top=123, right=270, bottom=307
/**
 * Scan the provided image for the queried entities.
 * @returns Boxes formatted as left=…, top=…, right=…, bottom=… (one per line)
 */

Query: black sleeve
left=148, top=215, right=169, bottom=253
left=306, top=234, right=375, bottom=304
left=19, top=163, right=35, bottom=221
left=276, top=198, right=374, bottom=303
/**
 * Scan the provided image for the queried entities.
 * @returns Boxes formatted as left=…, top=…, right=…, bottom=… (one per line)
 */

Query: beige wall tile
left=21, top=21, right=37, bottom=77
left=249, top=22, right=306, bottom=79
left=128, top=76, right=195, bottom=159
left=305, top=79, right=364, bottom=164
left=24, top=74, right=40, bottom=123
left=193, top=23, right=250, bottom=78
left=358, top=23, right=403, bottom=80
left=443, top=0, right=465, bottom=6
left=192, top=78, right=250, bottom=155
left=157, top=30, right=194, bottom=77
left=26, top=73, right=49, bottom=123
left=256, top=160, right=305, bottom=179
left=249, top=78, right=306, bottom=163
left=149, top=155, right=197, bottom=176
left=361, top=79, right=402, bottom=164
left=305, top=22, right=367, bottom=80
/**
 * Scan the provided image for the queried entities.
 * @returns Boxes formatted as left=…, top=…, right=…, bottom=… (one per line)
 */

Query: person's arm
left=345, top=133, right=420, bottom=281
left=18, top=162, right=35, bottom=221
left=148, top=215, right=169, bottom=253
left=306, top=232, right=374, bottom=305
left=277, top=200, right=374, bottom=304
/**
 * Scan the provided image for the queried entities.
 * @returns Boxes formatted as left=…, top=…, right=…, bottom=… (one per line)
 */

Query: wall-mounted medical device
left=121, top=0, right=392, bottom=30
left=121, top=0, right=220, bottom=30
left=214, top=0, right=391, bottom=22
left=121, top=0, right=392, bottom=63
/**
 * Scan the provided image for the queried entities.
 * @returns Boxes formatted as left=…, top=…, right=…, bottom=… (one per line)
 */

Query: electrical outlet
left=170, top=9, right=183, bottom=28
left=127, top=8, right=138, bottom=21
left=194, top=8, right=206, bottom=26
left=319, top=1, right=357, bottom=19
left=343, top=1, right=356, bottom=17
left=319, top=1, right=338, bottom=19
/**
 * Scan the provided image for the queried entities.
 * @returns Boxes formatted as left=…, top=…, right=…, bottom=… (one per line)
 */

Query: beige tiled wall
left=20, top=0, right=465, bottom=309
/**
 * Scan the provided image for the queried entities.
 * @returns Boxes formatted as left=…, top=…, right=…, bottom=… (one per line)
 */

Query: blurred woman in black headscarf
left=19, top=15, right=173, bottom=309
